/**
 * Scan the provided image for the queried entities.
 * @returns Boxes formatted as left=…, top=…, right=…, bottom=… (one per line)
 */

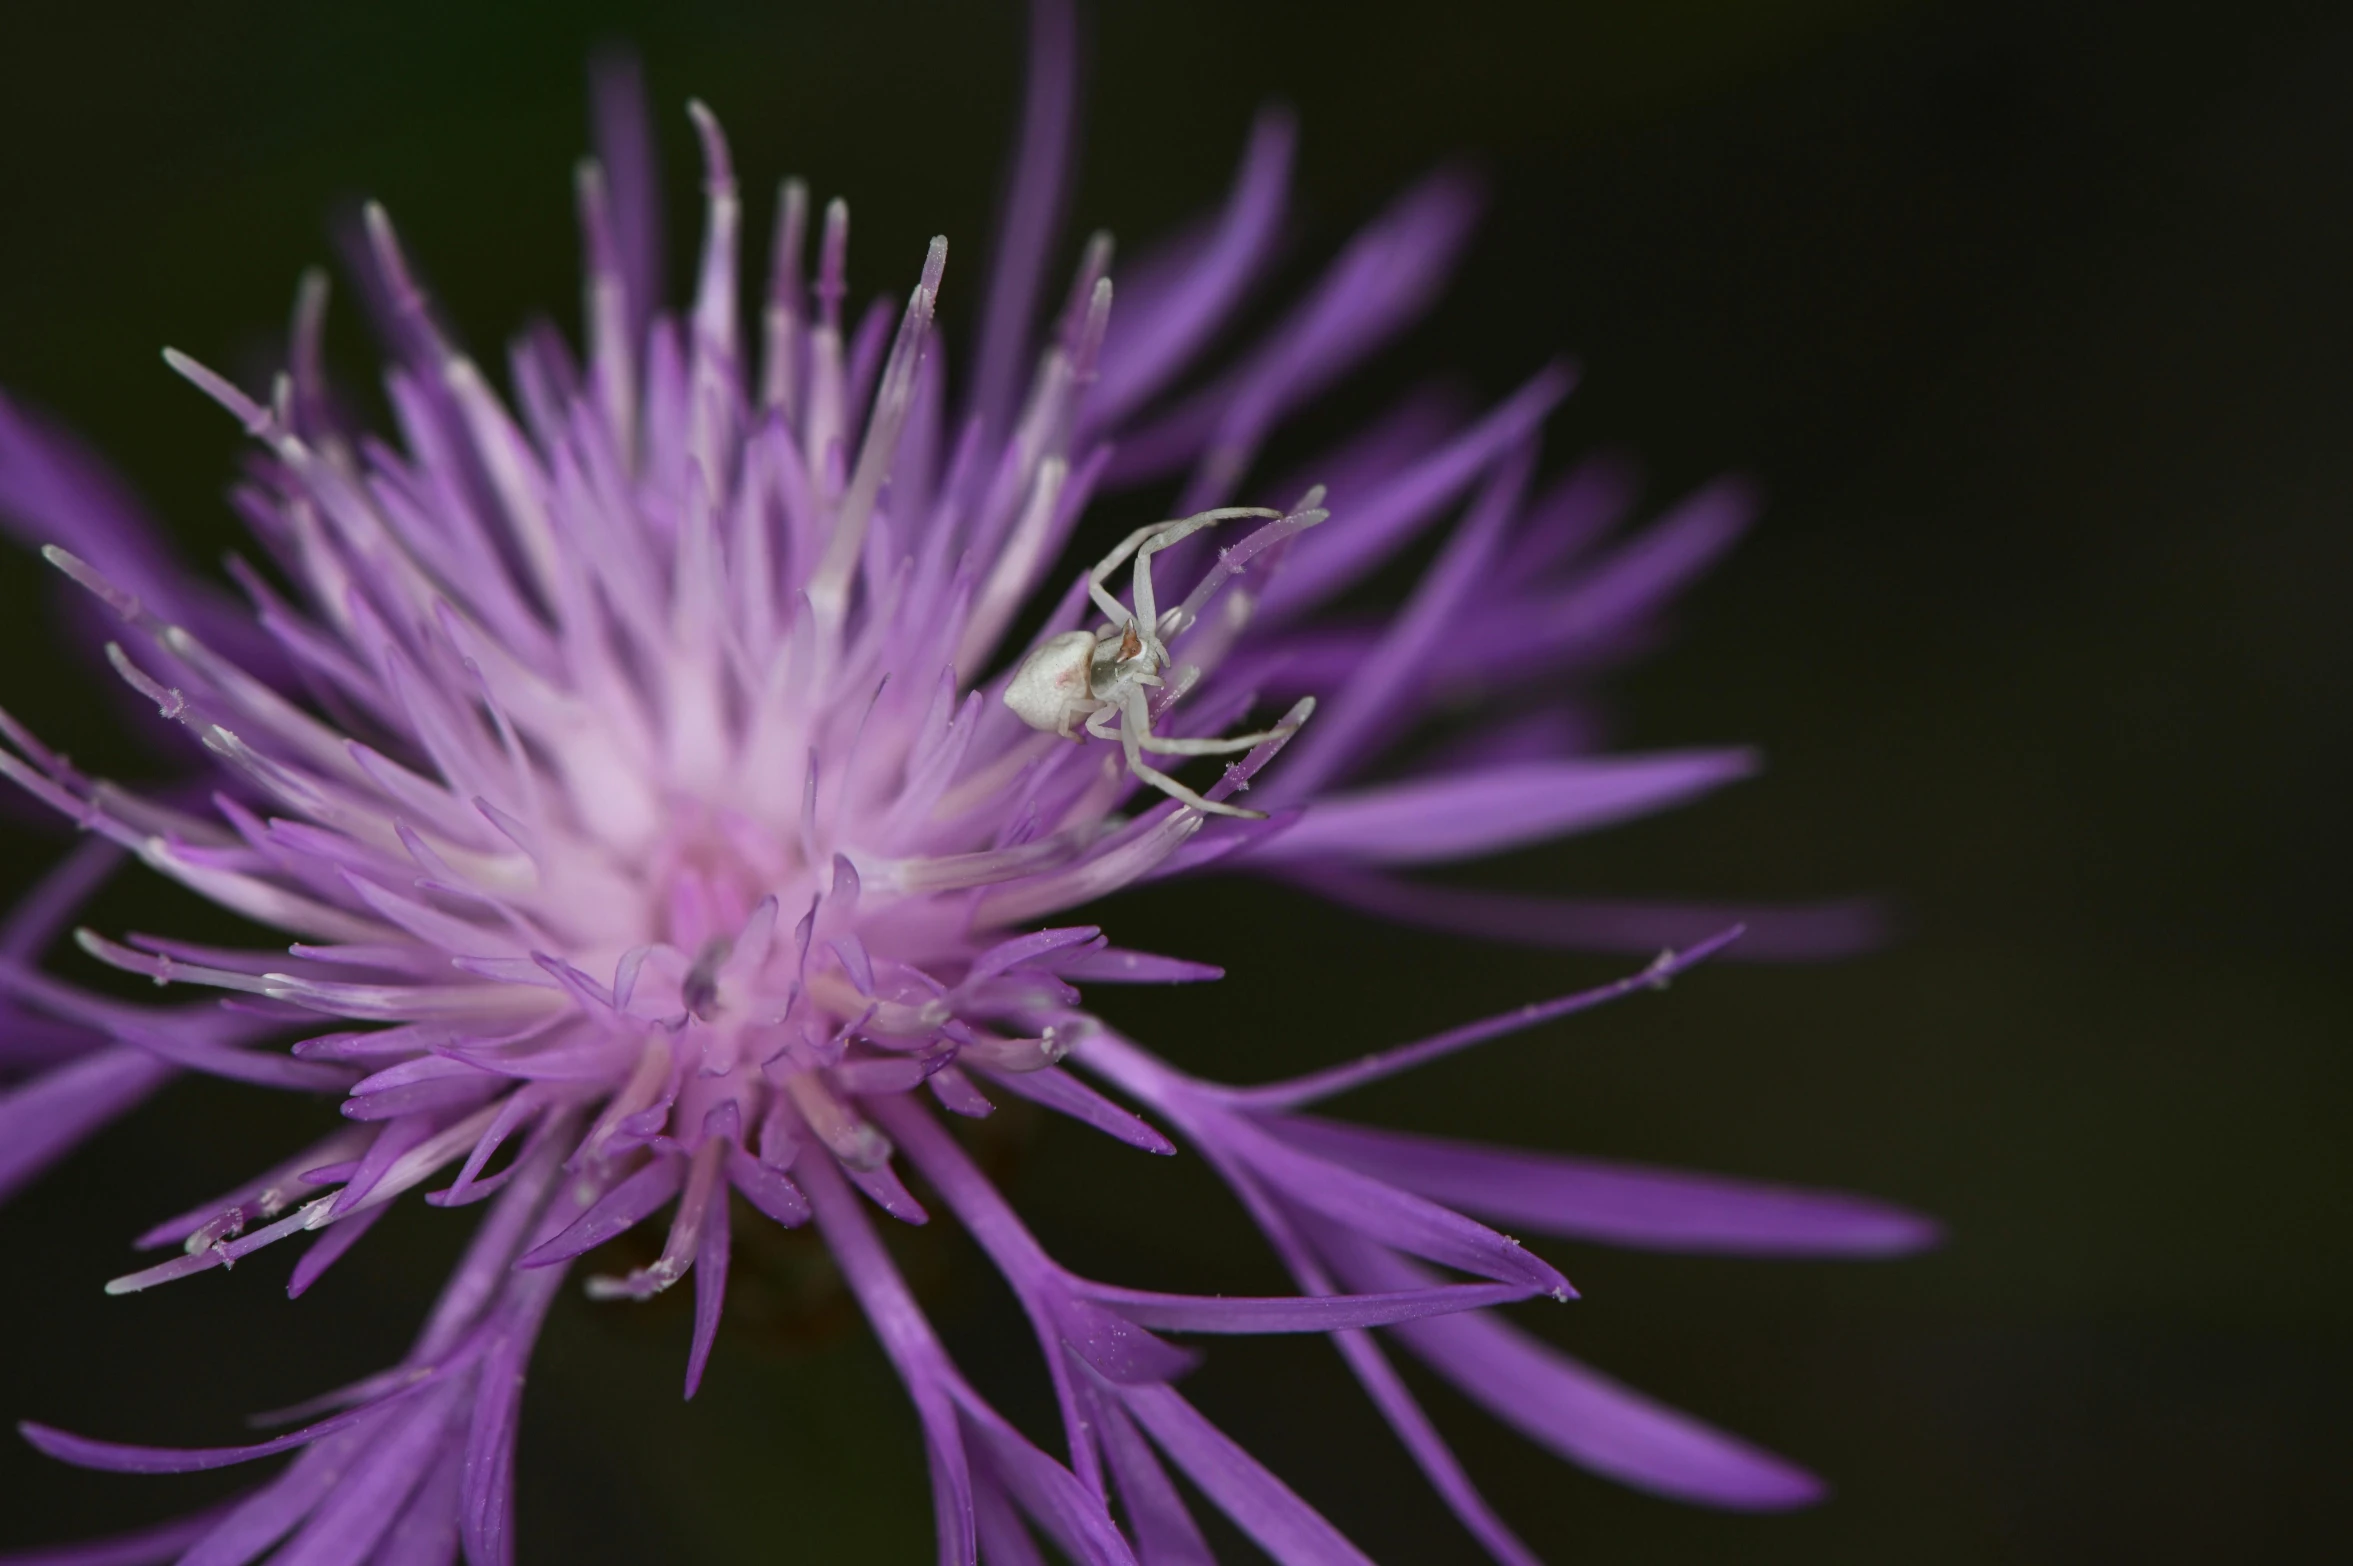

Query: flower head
left=0, top=8, right=1933, bottom=1563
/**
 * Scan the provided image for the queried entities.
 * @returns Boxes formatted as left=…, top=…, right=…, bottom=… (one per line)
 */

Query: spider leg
left=1086, top=508, right=1281, bottom=652
left=1132, top=506, right=1279, bottom=664
left=1087, top=523, right=1166, bottom=627
left=1133, top=723, right=1292, bottom=756
left=1115, top=683, right=1266, bottom=819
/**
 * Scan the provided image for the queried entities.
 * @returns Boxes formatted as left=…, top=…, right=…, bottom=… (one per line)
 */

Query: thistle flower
left=0, top=9, right=1934, bottom=1564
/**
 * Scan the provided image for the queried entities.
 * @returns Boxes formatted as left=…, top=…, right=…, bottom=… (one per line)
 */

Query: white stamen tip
left=686, top=99, right=734, bottom=190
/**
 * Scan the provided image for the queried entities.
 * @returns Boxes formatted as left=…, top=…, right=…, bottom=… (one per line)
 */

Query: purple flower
left=0, top=8, right=1934, bottom=1563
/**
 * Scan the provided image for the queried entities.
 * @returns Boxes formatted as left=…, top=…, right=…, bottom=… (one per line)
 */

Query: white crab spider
left=1003, top=506, right=1297, bottom=818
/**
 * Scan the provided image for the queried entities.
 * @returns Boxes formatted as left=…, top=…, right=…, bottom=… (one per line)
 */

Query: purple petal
left=847, top=1157, right=931, bottom=1225
left=1142, top=811, right=1302, bottom=883
left=373, top=1441, right=462, bottom=1566
left=1497, top=450, right=1640, bottom=581
left=2, top=836, right=125, bottom=965
left=1326, top=1235, right=1825, bottom=1509
left=328, top=1112, right=434, bottom=1218
left=928, top=1065, right=997, bottom=1118
left=1273, top=1115, right=1942, bottom=1256
left=1096, top=1395, right=1215, bottom=1566
left=684, top=1181, right=733, bottom=1398
left=0, top=1045, right=172, bottom=1204
left=1090, top=108, right=1294, bottom=429
left=428, top=1087, right=552, bottom=1208
left=971, top=0, right=1079, bottom=437
left=972, top=804, right=1209, bottom=925
left=1257, top=368, right=1569, bottom=621
left=1284, top=867, right=1889, bottom=961
left=1259, top=441, right=1531, bottom=805
left=1209, top=1112, right=1567, bottom=1297
left=269, top=1383, right=460, bottom=1566
left=1414, top=700, right=1607, bottom=772
left=1264, top=383, right=1467, bottom=532
left=971, top=1470, right=1049, bottom=1566
left=1046, top=1296, right=1199, bottom=1386
left=965, top=925, right=1100, bottom=983
left=975, top=1063, right=1176, bottom=1155
left=0, top=1502, right=240, bottom=1566
left=19, top=1374, right=442, bottom=1475
left=461, top=1334, right=529, bottom=1566
left=518, top=1155, right=681, bottom=1267
left=286, top=1197, right=390, bottom=1298
left=415, top=1128, right=572, bottom=1366
left=802, top=1155, right=976, bottom=1566
left=339, top=1075, right=505, bottom=1122
left=1097, top=1048, right=1543, bottom=1562
left=1047, top=947, right=1222, bottom=984
left=1230, top=931, right=1741, bottom=1111
left=1242, top=751, right=1757, bottom=868
left=135, top=1133, right=358, bottom=1253
left=1324, top=1321, right=1542, bottom=1566
left=0, top=1011, right=103, bottom=1071
left=1113, top=173, right=1486, bottom=510
left=1167, top=1105, right=1571, bottom=1297
left=833, top=1098, right=1107, bottom=1544
left=1084, top=1278, right=1535, bottom=1334
left=589, top=49, right=665, bottom=337
left=954, top=1390, right=1139, bottom=1566
left=179, top=1436, right=368, bottom=1566
left=1540, top=476, right=1755, bottom=644
left=457, top=1247, right=571, bottom=1566
left=725, top=1144, right=810, bottom=1227
left=0, top=391, right=280, bottom=674
left=1116, top=1382, right=1376, bottom=1566
left=111, top=1018, right=352, bottom=1092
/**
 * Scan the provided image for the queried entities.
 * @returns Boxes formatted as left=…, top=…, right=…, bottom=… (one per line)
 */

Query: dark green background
left=0, top=1, right=2346, bottom=1561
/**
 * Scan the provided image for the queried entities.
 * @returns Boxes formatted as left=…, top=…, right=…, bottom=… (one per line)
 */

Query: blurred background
left=0, top=0, right=2347, bottom=1560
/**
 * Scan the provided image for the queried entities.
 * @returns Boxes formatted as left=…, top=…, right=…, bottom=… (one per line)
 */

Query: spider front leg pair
left=1003, top=506, right=1299, bottom=819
